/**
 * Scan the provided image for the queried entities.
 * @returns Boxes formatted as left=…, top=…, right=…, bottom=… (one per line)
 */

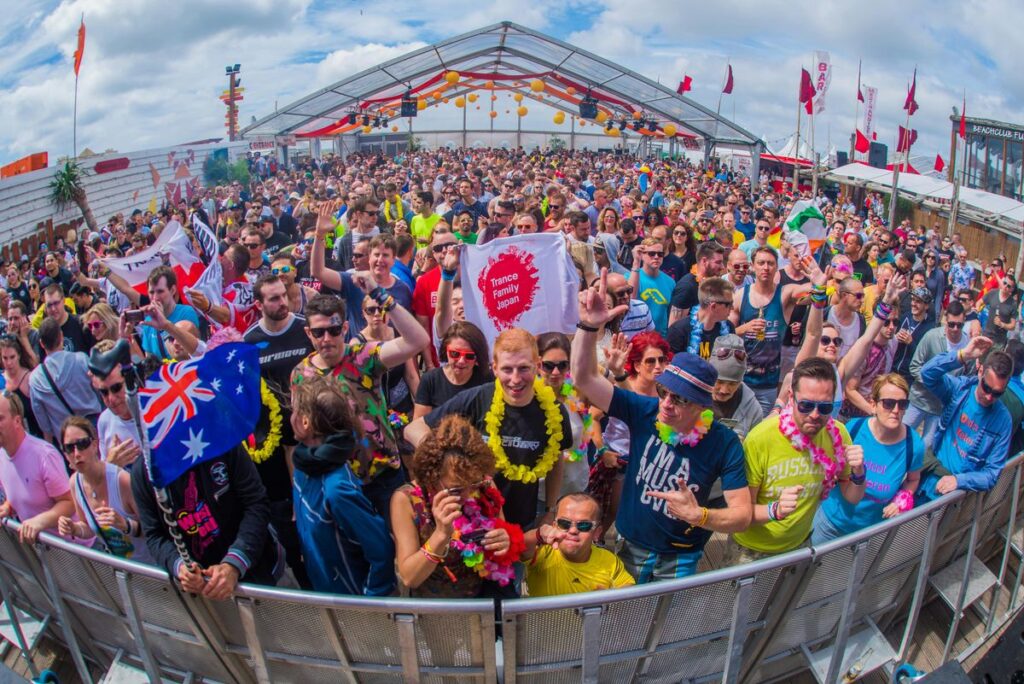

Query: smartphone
left=125, top=309, right=145, bottom=324
left=461, top=529, right=488, bottom=545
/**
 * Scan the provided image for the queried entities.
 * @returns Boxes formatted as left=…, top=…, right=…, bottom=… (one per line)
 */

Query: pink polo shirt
left=0, top=434, right=70, bottom=530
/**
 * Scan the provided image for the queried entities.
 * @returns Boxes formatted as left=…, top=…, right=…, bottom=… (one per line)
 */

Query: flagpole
left=852, top=59, right=861, bottom=161
left=72, top=12, right=82, bottom=159
left=793, top=72, right=802, bottom=193
left=887, top=106, right=911, bottom=229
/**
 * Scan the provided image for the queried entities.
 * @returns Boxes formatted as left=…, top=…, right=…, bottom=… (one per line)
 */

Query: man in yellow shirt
left=726, top=357, right=866, bottom=564
left=526, top=493, right=635, bottom=596
left=409, top=191, right=441, bottom=248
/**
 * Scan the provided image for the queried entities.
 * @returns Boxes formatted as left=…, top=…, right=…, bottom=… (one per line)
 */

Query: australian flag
left=140, top=343, right=261, bottom=487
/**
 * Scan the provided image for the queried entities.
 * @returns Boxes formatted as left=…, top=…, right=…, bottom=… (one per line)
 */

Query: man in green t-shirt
left=725, top=357, right=865, bottom=564
left=409, top=191, right=441, bottom=248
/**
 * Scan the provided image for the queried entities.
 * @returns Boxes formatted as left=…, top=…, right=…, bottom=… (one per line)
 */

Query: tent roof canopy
left=242, top=21, right=759, bottom=146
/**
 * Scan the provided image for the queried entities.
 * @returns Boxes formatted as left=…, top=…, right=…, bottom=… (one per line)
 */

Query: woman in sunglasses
left=413, top=321, right=491, bottom=419
left=81, top=303, right=119, bottom=344
left=392, top=415, right=518, bottom=598
left=355, top=295, right=419, bottom=416
left=606, top=331, right=671, bottom=398
left=811, top=374, right=923, bottom=543
left=56, top=416, right=153, bottom=561
left=536, top=333, right=591, bottom=498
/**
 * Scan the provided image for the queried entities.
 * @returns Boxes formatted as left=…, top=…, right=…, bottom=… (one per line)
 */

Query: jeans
left=903, top=403, right=939, bottom=449
left=751, top=386, right=779, bottom=418
left=810, top=506, right=846, bottom=545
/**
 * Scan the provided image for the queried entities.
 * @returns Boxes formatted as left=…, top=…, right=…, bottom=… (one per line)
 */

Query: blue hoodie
left=920, top=350, right=1011, bottom=496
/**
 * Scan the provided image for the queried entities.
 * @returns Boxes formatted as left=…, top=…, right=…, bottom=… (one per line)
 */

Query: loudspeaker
left=836, top=151, right=848, bottom=167
left=578, top=101, right=598, bottom=119
left=400, top=97, right=418, bottom=118
left=868, top=142, right=887, bottom=169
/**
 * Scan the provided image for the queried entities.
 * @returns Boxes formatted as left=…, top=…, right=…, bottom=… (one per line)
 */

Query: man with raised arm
left=571, top=271, right=751, bottom=581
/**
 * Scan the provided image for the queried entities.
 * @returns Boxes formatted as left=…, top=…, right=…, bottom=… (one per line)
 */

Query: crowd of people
left=0, top=145, right=1020, bottom=603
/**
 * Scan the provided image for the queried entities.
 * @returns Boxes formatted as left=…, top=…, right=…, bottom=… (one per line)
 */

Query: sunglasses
left=364, top=305, right=382, bottom=315
left=842, top=291, right=864, bottom=300
left=86, top=321, right=105, bottom=331
left=731, top=263, right=749, bottom=271
left=946, top=321, right=963, bottom=329
left=63, top=436, right=93, bottom=454
left=642, top=355, right=668, bottom=367
left=878, top=398, right=910, bottom=412
left=96, top=381, right=125, bottom=397
left=541, top=360, right=569, bottom=373
left=555, top=518, right=597, bottom=532
left=714, top=347, right=746, bottom=362
left=244, top=242, right=263, bottom=249
left=309, top=325, right=344, bottom=339
left=795, top=399, right=836, bottom=415
left=353, top=251, right=368, bottom=259
left=645, top=251, right=665, bottom=258
left=447, top=348, right=476, bottom=362
left=655, top=384, right=690, bottom=408
left=980, top=376, right=1005, bottom=398
left=271, top=266, right=293, bottom=275
left=673, top=230, right=688, bottom=237
left=432, top=243, right=455, bottom=253
left=516, top=223, right=536, bottom=230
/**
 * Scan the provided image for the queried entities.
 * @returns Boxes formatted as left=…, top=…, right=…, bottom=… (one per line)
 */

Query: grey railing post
left=236, top=597, right=271, bottom=684
left=394, top=613, right=421, bottom=683
left=823, top=540, right=869, bottom=684
left=942, top=493, right=984, bottom=662
left=631, top=592, right=675, bottom=679
left=322, top=608, right=359, bottom=684
left=114, top=570, right=163, bottom=684
left=578, top=606, right=603, bottom=684
left=37, top=545, right=95, bottom=684
left=0, top=562, right=40, bottom=680
left=723, top=576, right=754, bottom=684
left=987, top=463, right=1021, bottom=633
left=892, top=507, right=942, bottom=673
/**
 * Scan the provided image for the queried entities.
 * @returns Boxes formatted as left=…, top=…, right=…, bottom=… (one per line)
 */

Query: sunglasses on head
left=878, top=397, right=910, bottom=412
left=447, top=348, right=476, bottom=362
left=271, top=266, right=293, bottom=275
left=97, top=381, right=124, bottom=397
left=795, top=399, right=836, bottom=415
left=63, top=436, right=93, bottom=454
left=555, top=518, right=597, bottom=532
left=541, top=359, right=569, bottom=373
left=309, top=325, right=344, bottom=339
left=714, top=347, right=746, bottom=362
left=980, top=376, right=1005, bottom=398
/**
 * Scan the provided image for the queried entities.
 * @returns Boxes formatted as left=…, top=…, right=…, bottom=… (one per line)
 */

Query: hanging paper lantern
left=432, top=90, right=442, bottom=100
left=632, top=110, right=643, bottom=119
left=445, top=71, right=460, bottom=84
left=578, top=120, right=586, bottom=127
left=455, top=96, right=465, bottom=108
left=606, top=127, right=620, bottom=137
left=663, top=123, right=677, bottom=137
left=553, top=111, right=565, bottom=124
left=391, top=125, right=399, bottom=132
left=530, top=79, right=545, bottom=93
left=517, top=106, right=528, bottom=117
left=489, top=110, right=498, bottom=118
left=513, top=93, right=524, bottom=103
left=595, top=111, right=608, bottom=123
left=566, top=86, right=577, bottom=96
left=475, top=105, right=481, bottom=110
left=443, top=97, right=450, bottom=104
left=491, top=95, right=498, bottom=101
left=468, top=93, right=478, bottom=103
left=484, top=80, right=494, bottom=89
left=362, top=125, right=372, bottom=134
left=417, top=99, right=427, bottom=111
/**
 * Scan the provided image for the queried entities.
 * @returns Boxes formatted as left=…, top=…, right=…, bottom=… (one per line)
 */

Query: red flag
left=934, top=154, right=945, bottom=173
left=73, top=17, right=86, bottom=77
left=676, top=75, right=693, bottom=94
left=897, top=126, right=918, bottom=153
left=722, top=65, right=733, bottom=94
left=855, top=129, right=870, bottom=153
left=799, top=68, right=815, bottom=115
left=959, top=95, right=967, bottom=140
left=903, top=68, right=918, bottom=115
left=856, top=59, right=864, bottom=102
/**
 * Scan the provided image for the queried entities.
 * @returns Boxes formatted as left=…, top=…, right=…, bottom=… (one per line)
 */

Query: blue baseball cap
left=655, top=352, right=718, bottom=407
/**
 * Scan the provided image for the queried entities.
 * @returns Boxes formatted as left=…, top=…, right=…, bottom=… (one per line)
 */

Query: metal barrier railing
left=1, top=453, right=1022, bottom=684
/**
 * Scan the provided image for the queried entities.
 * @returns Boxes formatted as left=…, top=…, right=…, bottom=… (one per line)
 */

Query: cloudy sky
left=1, top=0, right=1020, bottom=166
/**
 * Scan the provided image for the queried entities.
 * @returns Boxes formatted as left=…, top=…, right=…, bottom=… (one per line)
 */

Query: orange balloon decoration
left=432, top=90, right=442, bottom=100
left=517, top=106, right=528, bottom=117
left=417, top=99, right=427, bottom=110
left=468, top=93, right=478, bottom=103
left=663, top=124, right=677, bottom=137
left=445, top=71, right=460, bottom=84
left=596, top=111, right=608, bottom=123
left=391, top=125, right=399, bottom=132
left=530, top=79, right=545, bottom=92
left=632, top=111, right=643, bottom=119
left=443, top=97, right=450, bottom=104
left=455, top=97, right=465, bottom=108
left=513, top=93, right=524, bottom=103
left=484, top=80, right=494, bottom=89
left=489, top=110, right=498, bottom=118
left=566, top=86, right=577, bottom=96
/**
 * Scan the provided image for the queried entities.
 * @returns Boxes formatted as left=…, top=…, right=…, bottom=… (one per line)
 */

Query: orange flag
left=73, top=17, right=85, bottom=76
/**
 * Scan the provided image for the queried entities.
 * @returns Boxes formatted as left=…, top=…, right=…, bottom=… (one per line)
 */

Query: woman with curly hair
left=391, top=415, right=523, bottom=598
left=81, top=302, right=120, bottom=344
left=290, top=375, right=396, bottom=596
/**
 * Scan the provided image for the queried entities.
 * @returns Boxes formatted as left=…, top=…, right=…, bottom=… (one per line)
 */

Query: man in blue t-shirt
left=918, top=335, right=1013, bottom=500
left=572, top=275, right=752, bottom=582
left=629, top=239, right=675, bottom=336
left=138, top=266, right=200, bottom=358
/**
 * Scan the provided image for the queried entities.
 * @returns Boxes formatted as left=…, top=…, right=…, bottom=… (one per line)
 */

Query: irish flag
left=784, top=200, right=828, bottom=252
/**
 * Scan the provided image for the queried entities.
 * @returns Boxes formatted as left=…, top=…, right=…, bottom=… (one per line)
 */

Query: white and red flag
left=100, top=223, right=204, bottom=299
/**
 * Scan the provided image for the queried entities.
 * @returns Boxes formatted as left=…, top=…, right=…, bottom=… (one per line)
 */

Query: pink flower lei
left=777, top=406, right=846, bottom=499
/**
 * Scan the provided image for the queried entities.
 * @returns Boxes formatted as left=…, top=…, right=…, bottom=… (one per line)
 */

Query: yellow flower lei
left=243, top=379, right=283, bottom=464
left=484, top=378, right=563, bottom=484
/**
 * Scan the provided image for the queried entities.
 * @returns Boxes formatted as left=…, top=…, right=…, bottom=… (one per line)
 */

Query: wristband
left=441, top=268, right=457, bottom=282
left=957, top=349, right=965, bottom=365
left=613, top=371, right=629, bottom=382
left=420, top=547, right=442, bottom=564
left=767, top=501, right=778, bottom=521
left=576, top=321, right=600, bottom=333
left=891, top=489, right=915, bottom=513
left=424, top=539, right=448, bottom=558
left=697, top=507, right=709, bottom=528
left=872, top=305, right=890, bottom=323
left=850, top=470, right=867, bottom=486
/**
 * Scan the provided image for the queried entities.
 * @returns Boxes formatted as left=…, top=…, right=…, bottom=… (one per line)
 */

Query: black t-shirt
left=892, top=313, right=935, bottom=379
left=666, top=317, right=735, bottom=358
left=60, top=314, right=92, bottom=354
left=414, top=367, right=492, bottom=409
left=6, top=282, right=30, bottom=308
left=983, top=290, right=1017, bottom=344
left=660, top=253, right=687, bottom=282
left=779, top=269, right=809, bottom=347
left=424, top=383, right=573, bottom=528
left=264, top=229, right=293, bottom=257
left=670, top=274, right=699, bottom=311
left=849, top=258, right=875, bottom=285
left=243, top=315, right=314, bottom=398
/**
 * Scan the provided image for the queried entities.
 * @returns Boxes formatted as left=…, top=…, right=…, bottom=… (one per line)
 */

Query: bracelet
left=613, top=371, right=629, bottom=382
left=419, top=546, right=442, bottom=564
left=441, top=268, right=457, bottom=282
left=850, top=470, right=867, bottom=486
left=369, top=286, right=397, bottom=313
left=876, top=301, right=893, bottom=316
left=424, top=539, right=448, bottom=558
left=576, top=321, right=600, bottom=333
left=766, top=501, right=777, bottom=521
left=957, top=349, right=965, bottom=365
left=697, top=507, right=709, bottom=528
left=892, top=489, right=915, bottom=513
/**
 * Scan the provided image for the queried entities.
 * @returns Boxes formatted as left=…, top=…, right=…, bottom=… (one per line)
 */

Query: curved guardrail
left=1, top=453, right=1022, bottom=683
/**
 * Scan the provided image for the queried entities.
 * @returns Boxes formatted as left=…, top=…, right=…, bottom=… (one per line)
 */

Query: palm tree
left=49, top=161, right=99, bottom=234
